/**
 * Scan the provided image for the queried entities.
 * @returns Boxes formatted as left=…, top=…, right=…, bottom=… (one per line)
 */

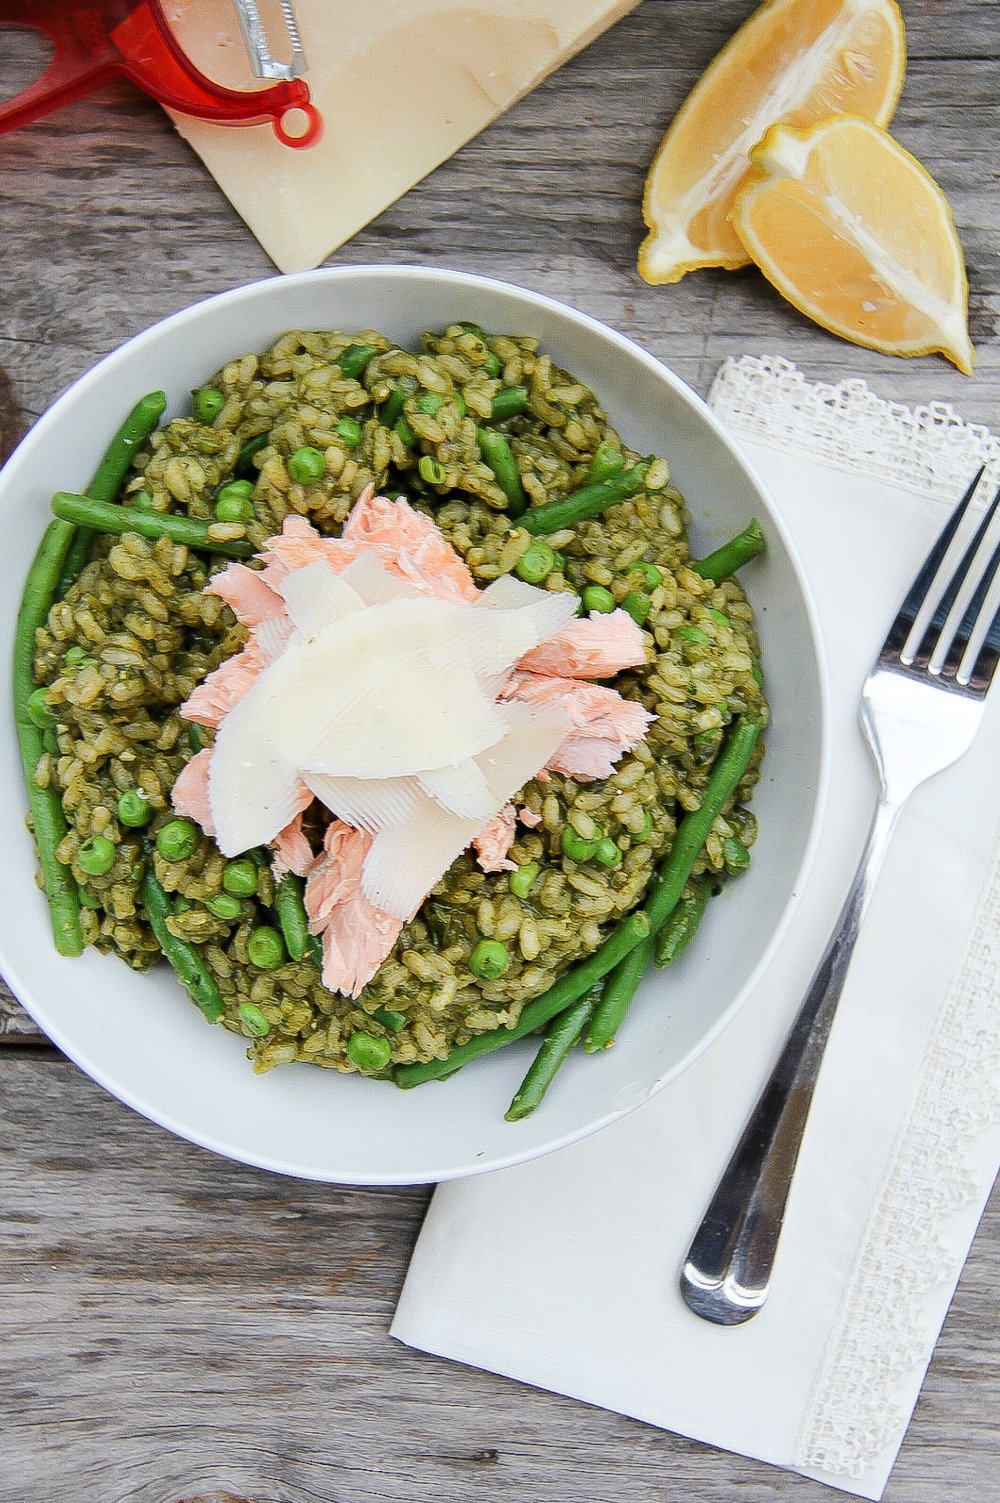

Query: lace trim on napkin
left=710, top=354, right=1000, bottom=1481
left=793, top=846, right=1000, bottom=1478
left=710, top=354, right=1000, bottom=500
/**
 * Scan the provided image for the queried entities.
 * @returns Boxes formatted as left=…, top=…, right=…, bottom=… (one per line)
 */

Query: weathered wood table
left=2, top=3, right=998, bottom=1499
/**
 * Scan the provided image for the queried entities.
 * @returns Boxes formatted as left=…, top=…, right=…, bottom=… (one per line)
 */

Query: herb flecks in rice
left=29, top=327, right=768, bottom=1075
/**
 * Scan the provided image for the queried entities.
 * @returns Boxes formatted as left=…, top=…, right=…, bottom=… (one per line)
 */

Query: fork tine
left=951, top=533, right=1000, bottom=690
left=885, top=467, right=984, bottom=660
left=918, top=482, right=1000, bottom=672
left=936, top=500, right=1000, bottom=677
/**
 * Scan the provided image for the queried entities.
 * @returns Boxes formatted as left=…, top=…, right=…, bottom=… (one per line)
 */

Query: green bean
left=394, top=910, right=650, bottom=1088
left=51, top=492, right=255, bottom=558
left=489, top=386, right=529, bottom=422
left=505, top=986, right=601, bottom=1122
left=585, top=441, right=625, bottom=485
left=655, top=875, right=713, bottom=967
left=585, top=935, right=654, bottom=1054
left=235, top=431, right=269, bottom=476
left=584, top=714, right=763, bottom=1051
left=691, top=518, right=766, bottom=583
left=274, top=872, right=310, bottom=962
left=521, top=461, right=650, bottom=536
left=140, top=871, right=224, bottom=1022
left=476, top=427, right=527, bottom=518
left=13, top=519, right=83, bottom=956
left=57, top=389, right=168, bottom=595
left=336, top=343, right=377, bottom=381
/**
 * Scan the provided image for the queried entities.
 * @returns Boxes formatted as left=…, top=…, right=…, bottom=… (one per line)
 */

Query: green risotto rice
left=21, top=324, right=768, bottom=1084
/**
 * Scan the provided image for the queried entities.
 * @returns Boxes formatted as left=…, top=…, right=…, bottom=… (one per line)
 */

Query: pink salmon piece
left=517, top=609, right=648, bottom=679
left=472, top=804, right=517, bottom=872
left=181, top=637, right=272, bottom=729
left=206, top=562, right=286, bottom=628
left=271, top=812, right=314, bottom=879
left=343, top=487, right=479, bottom=602
left=303, top=820, right=404, bottom=999
left=171, top=747, right=216, bottom=834
left=518, top=806, right=542, bottom=828
left=503, top=671, right=654, bottom=780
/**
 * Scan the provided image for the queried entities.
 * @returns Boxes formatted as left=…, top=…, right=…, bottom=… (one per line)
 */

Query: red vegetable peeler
left=0, top=0, right=322, bottom=147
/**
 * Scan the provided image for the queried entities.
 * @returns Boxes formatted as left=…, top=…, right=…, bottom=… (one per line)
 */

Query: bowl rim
left=0, top=265, right=832, bottom=1183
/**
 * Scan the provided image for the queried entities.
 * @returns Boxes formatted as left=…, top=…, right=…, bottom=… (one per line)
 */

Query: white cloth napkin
left=391, top=355, right=1000, bottom=1499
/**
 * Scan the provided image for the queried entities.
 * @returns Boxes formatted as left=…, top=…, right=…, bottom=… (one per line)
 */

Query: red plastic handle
left=0, top=0, right=321, bottom=146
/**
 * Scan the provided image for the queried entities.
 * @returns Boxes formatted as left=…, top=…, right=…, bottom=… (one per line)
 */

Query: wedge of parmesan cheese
left=161, top=0, right=640, bottom=271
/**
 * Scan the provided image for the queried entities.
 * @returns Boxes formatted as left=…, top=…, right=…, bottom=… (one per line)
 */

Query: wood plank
left=0, top=1053, right=997, bottom=1503
left=1, top=2, right=999, bottom=1496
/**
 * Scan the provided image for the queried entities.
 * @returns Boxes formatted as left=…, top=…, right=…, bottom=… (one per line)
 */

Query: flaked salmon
left=173, top=487, right=654, bottom=997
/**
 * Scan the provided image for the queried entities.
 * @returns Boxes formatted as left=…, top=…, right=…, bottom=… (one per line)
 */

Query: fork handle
left=679, top=792, right=903, bottom=1325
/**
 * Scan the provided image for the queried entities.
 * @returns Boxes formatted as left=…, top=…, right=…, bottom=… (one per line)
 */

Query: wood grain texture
left=1, top=1, right=999, bottom=1497
left=1, top=1054, right=998, bottom=1503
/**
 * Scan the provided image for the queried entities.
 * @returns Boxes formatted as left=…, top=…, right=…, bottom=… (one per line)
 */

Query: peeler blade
left=232, top=0, right=307, bottom=80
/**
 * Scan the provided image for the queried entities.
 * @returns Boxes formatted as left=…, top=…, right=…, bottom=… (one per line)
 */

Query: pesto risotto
left=15, top=323, right=767, bottom=1115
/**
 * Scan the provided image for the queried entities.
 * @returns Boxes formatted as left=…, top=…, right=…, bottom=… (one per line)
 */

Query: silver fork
left=681, top=468, right=1000, bottom=1326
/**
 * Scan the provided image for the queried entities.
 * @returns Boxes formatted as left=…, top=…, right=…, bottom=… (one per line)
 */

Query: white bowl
left=0, top=267, right=829, bottom=1184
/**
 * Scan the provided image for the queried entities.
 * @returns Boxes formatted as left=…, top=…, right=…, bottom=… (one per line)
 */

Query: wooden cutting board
left=163, top=0, right=640, bottom=272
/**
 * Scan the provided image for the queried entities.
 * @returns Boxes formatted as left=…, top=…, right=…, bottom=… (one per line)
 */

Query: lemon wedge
left=731, top=115, right=974, bottom=373
left=638, top=0, right=906, bottom=285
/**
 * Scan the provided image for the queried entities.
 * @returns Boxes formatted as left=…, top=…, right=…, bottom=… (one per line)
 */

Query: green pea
left=394, top=417, right=416, bottom=447
left=454, top=391, right=467, bottom=419
left=336, top=416, right=363, bottom=448
left=155, top=818, right=199, bottom=862
left=419, top=455, right=447, bottom=486
left=636, top=562, right=663, bottom=590
left=707, top=607, right=732, bottom=628
left=131, top=489, right=156, bottom=510
left=508, top=861, right=540, bottom=899
left=238, top=1002, right=271, bottom=1037
left=469, top=938, right=511, bottom=980
left=214, top=481, right=255, bottom=524
left=593, top=836, right=623, bottom=868
left=581, top=585, right=615, bottom=614
left=622, top=590, right=651, bottom=626
left=347, top=1031, right=393, bottom=1072
left=630, top=810, right=654, bottom=843
left=287, top=445, right=326, bottom=484
left=117, top=788, right=152, bottom=828
left=222, top=858, right=259, bottom=897
left=416, top=392, right=445, bottom=415
left=205, top=892, right=243, bottom=920
left=561, top=827, right=598, bottom=862
left=78, top=835, right=115, bottom=876
left=192, top=387, right=225, bottom=423
left=677, top=625, right=711, bottom=646
left=372, top=1007, right=407, bottom=1034
left=515, top=540, right=556, bottom=584
left=722, top=836, right=751, bottom=874
left=63, top=646, right=87, bottom=665
left=26, top=686, right=55, bottom=729
left=483, top=351, right=502, bottom=377
left=336, top=343, right=376, bottom=381
left=247, top=926, right=285, bottom=969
